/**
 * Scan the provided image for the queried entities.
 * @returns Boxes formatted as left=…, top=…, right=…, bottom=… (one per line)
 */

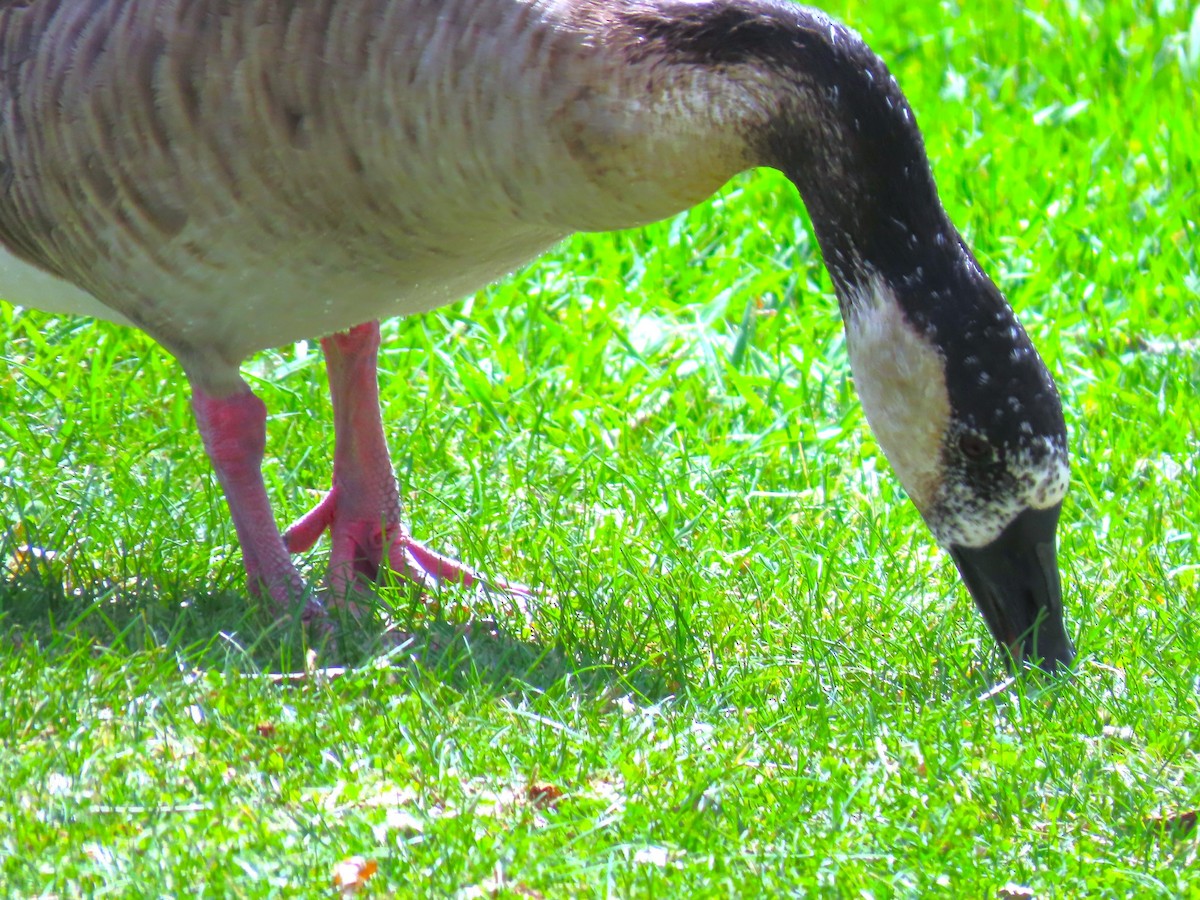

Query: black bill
left=949, top=503, right=1074, bottom=673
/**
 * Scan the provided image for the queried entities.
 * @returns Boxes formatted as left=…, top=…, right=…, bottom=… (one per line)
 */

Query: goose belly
left=0, top=220, right=564, bottom=364
left=0, top=247, right=133, bottom=326
left=152, top=228, right=566, bottom=358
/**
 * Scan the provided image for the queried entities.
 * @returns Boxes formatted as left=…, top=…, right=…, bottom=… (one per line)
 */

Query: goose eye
left=958, top=432, right=992, bottom=463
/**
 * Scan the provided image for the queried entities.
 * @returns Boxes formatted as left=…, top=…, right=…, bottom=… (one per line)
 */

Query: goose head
left=763, top=8, right=1074, bottom=671
left=626, top=1, right=1074, bottom=670
left=842, top=264, right=1071, bottom=673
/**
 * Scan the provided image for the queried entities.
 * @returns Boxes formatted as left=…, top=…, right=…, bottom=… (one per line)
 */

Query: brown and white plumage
left=0, top=0, right=1073, bottom=669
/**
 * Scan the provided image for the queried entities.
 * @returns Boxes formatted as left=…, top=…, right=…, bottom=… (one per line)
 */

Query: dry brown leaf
left=527, top=783, right=564, bottom=809
left=7, top=542, right=58, bottom=575
left=1147, top=809, right=1199, bottom=836
left=332, top=856, right=378, bottom=894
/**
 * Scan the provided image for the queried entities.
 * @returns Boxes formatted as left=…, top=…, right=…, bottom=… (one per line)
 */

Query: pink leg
left=283, top=320, right=529, bottom=601
left=191, top=384, right=321, bottom=619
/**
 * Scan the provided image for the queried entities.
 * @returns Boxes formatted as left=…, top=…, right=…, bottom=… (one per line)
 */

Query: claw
left=191, top=320, right=528, bottom=629
left=286, top=320, right=529, bottom=608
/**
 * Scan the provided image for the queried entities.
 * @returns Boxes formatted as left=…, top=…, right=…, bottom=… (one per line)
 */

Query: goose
left=0, top=0, right=1074, bottom=671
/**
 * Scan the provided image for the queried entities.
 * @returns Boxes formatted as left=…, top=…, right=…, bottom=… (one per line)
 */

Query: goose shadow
left=0, top=560, right=683, bottom=702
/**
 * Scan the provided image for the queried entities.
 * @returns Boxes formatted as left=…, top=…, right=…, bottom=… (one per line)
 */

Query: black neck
left=765, top=12, right=957, bottom=299
left=622, top=1, right=960, bottom=301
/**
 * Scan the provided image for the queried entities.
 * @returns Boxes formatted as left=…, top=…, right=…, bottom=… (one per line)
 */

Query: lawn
left=1, top=0, right=1198, bottom=896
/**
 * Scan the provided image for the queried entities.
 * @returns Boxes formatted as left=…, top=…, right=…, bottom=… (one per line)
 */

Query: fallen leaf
left=997, top=883, right=1035, bottom=899
left=358, top=785, right=418, bottom=808
left=632, top=845, right=683, bottom=868
left=332, top=856, right=378, bottom=894
left=527, top=783, right=564, bottom=809
left=382, top=807, right=424, bottom=835
left=8, top=542, right=55, bottom=574
left=83, top=842, right=116, bottom=867
left=1147, top=809, right=1199, bottom=836
left=262, top=666, right=347, bottom=685
left=996, top=884, right=1034, bottom=900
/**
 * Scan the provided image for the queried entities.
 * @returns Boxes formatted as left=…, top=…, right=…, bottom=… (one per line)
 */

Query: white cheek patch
left=844, top=276, right=950, bottom=512
left=932, top=438, right=1070, bottom=549
left=840, top=280, right=1069, bottom=551
left=1014, top=438, right=1071, bottom=510
left=932, top=487, right=1022, bottom=548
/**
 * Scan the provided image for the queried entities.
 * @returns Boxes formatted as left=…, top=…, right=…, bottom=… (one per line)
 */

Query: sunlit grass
left=1, top=0, right=1198, bottom=895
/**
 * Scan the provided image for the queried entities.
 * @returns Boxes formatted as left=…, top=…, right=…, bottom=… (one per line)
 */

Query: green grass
left=1, top=0, right=1198, bottom=895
